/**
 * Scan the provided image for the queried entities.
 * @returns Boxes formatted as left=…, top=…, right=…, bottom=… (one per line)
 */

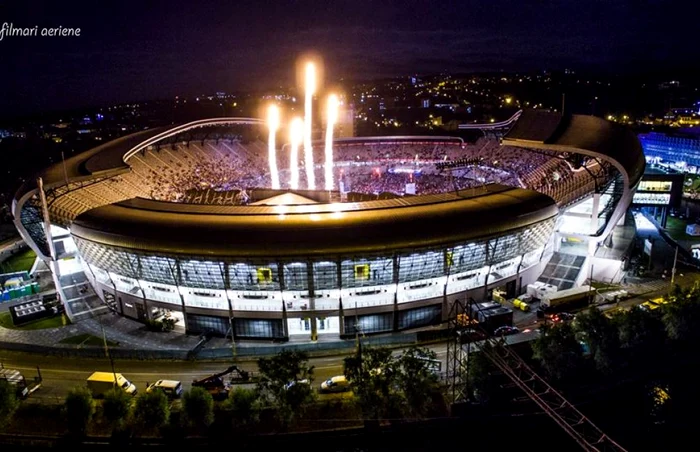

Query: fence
left=0, top=332, right=419, bottom=361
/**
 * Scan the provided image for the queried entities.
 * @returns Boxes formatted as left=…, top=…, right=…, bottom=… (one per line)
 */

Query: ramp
left=538, top=252, right=587, bottom=290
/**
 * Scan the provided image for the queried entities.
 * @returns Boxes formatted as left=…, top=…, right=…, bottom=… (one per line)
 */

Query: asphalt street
left=0, top=342, right=452, bottom=403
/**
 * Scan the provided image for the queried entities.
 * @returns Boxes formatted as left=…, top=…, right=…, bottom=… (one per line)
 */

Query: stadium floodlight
left=290, top=117, right=304, bottom=190
left=304, top=62, right=316, bottom=190
left=267, top=104, right=281, bottom=190
left=324, top=94, right=339, bottom=191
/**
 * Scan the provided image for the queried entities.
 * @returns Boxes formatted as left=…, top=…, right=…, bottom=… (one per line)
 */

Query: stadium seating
left=47, top=137, right=618, bottom=224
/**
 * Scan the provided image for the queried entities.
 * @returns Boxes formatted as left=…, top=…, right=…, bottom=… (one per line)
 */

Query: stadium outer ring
left=11, top=111, right=643, bottom=341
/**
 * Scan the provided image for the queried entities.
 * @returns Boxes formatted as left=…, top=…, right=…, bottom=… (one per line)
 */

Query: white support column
left=589, top=193, right=601, bottom=235
left=37, top=177, right=57, bottom=264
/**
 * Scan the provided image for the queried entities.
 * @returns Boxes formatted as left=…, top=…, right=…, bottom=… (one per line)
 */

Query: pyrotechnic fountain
left=289, top=117, right=303, bottom=190
left=324, top=94, right=338, bottom=191
left=303, top=62, right=316, bottom=190
left=265, top=58, right=339, bottom=193
left=267, top=105, right=280, bottom=189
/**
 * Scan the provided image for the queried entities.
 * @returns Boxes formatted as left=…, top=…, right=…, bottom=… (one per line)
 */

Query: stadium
left=12, top=109, right=644, bottom=342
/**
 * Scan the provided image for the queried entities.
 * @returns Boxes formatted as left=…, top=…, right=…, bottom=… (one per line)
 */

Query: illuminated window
left=354, top=264, right=370, bottom=281
left=257, top=267, right=272, bottom=283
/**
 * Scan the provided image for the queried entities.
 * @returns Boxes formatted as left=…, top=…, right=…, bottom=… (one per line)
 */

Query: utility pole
left=561, top=93, right=565, bottom=115
left=671, top=246, right=679, bottom=285
left=61, top=151, right=69, bottom=186
left=101, top=320, right=117, bottom=386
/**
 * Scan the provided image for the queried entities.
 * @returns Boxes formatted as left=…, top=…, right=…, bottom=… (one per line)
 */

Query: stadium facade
left=639, top=131, right=700, bottom=171
left=13, top=111, right=644, bottom=341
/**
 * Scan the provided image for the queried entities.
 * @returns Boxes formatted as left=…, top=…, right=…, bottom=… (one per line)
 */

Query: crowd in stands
left=122, top=137, right=613, bottom=205
left=46, top=137, right=618, bottom=223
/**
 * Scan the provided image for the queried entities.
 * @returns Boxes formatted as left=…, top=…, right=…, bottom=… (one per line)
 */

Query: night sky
left=0, top=0, right=696, bottom=117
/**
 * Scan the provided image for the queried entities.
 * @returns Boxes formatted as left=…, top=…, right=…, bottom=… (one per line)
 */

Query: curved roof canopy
left=14, top=113, right=643, bottom=261
left=504, top=110, right=645, bottom=187
left=70, top=185, right=558, bottom=258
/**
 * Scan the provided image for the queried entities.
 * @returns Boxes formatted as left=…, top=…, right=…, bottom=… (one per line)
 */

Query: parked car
left=493, top=325, right=519, bottom=336
left=320, top=376, right=351, bottom=394
left=457, top=328, right=487, bottom=343
left=283, top=379, right=310, bottom=391
left=548, top=312, right=575, bottom=323
left=146, top=379, right=183, bottom=399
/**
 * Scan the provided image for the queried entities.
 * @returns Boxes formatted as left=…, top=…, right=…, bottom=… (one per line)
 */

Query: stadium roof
left=14, top=114, right=642, bottom=261
left=503, top=110, right=645, bottom=187
left=70, top=184, right=558, bottom=258
left=503, top=109, right=645, bottom=243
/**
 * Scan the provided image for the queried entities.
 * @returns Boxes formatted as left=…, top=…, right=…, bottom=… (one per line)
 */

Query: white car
left=320, top=376, right=351, bottom=393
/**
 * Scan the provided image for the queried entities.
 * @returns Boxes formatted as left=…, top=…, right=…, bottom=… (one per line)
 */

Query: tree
left=257, top=350, right=315, bottom=425
left=224, top=387, right=261, bottom=428
left=467, top=342, right=501, bottom=404
left=64, top=386, right=95, bottom=437
left=132, top=390, right=169, bottom=434
left=663, top=286, right=700, bottom=346
left=396, top=346, right=443, bottom=417
left=532, top=323, right=585, bottom=382
left=344, top=346, right=403, bottom=419
left=182, top=386, right=214, bottom=432
left=102, top=387, right=132, bottom=429
left=0, top=380, right=19, bottom=428
left=618, top=306, right=667, bottom=367
left=573, top=307, right=620, bottom=374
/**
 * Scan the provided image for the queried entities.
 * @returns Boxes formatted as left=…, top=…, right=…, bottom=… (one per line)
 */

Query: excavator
left=191, top=365, right=256, bottom=400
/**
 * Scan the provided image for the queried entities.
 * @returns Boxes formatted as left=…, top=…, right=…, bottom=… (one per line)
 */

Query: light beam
left=303, top=62, right=316, bottom=190
left=289, top=117, right=304, bottom=190
left=324, top=94, right=339, bottom=191
left=267, top=105, right=281, bottom=189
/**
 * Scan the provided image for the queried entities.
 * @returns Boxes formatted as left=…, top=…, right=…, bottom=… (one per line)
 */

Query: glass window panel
left=178, top=259, right=225, bottom=289
left=234, top=318, right=285, bottom=339
left=138, top=255, right=177, bottom=285
left=229, top=262, right=280, bottom=291
left=313, top=261, right=338, bottom=290
left=488, top=233, right=521, bottom=264
left=186, top=314, right=229, bottom=336
left=343, top=312, right=393, bottom=334
left=448, top=241, right=486, bottom=274
left=398, top=250, right=444, bottom=282
left=341, top=257, right=393, bottom=288
left=398, top=305, right=442, bottom=330
left=283, top=262, right=308, bottom=291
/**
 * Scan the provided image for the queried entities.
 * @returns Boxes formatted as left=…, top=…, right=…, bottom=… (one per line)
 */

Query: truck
left=86, top=371, right=138, bottom=398
left=539, top=285, right=597, bottom=314
left=192, top=365, right=257, bottom=401
left=476, top=306, right=514, bottom=334
left=469, top=301, right=501, bottom=319
left=0, top=366, right=29, bottom=399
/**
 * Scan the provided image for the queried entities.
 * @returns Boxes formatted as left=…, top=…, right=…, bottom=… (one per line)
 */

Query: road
left=2, top=269, right=694, bottom=405
left=0, top=331, right=553, bottom=404
left=0, top=342, right=454, bottom=403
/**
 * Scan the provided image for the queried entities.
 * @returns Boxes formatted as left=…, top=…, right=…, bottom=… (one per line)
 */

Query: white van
left=146, top=380, right=183, bottom=399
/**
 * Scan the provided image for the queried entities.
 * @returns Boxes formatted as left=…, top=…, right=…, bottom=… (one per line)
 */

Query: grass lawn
left=685, top=175, right=700, bottom=191
left=59, top=333, right=119, bottom=347
left=0, top=248, right=37, bottom=273
left=665, top=216, right=700, bottom=245
left=0, top=311, right=70, bottom=330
